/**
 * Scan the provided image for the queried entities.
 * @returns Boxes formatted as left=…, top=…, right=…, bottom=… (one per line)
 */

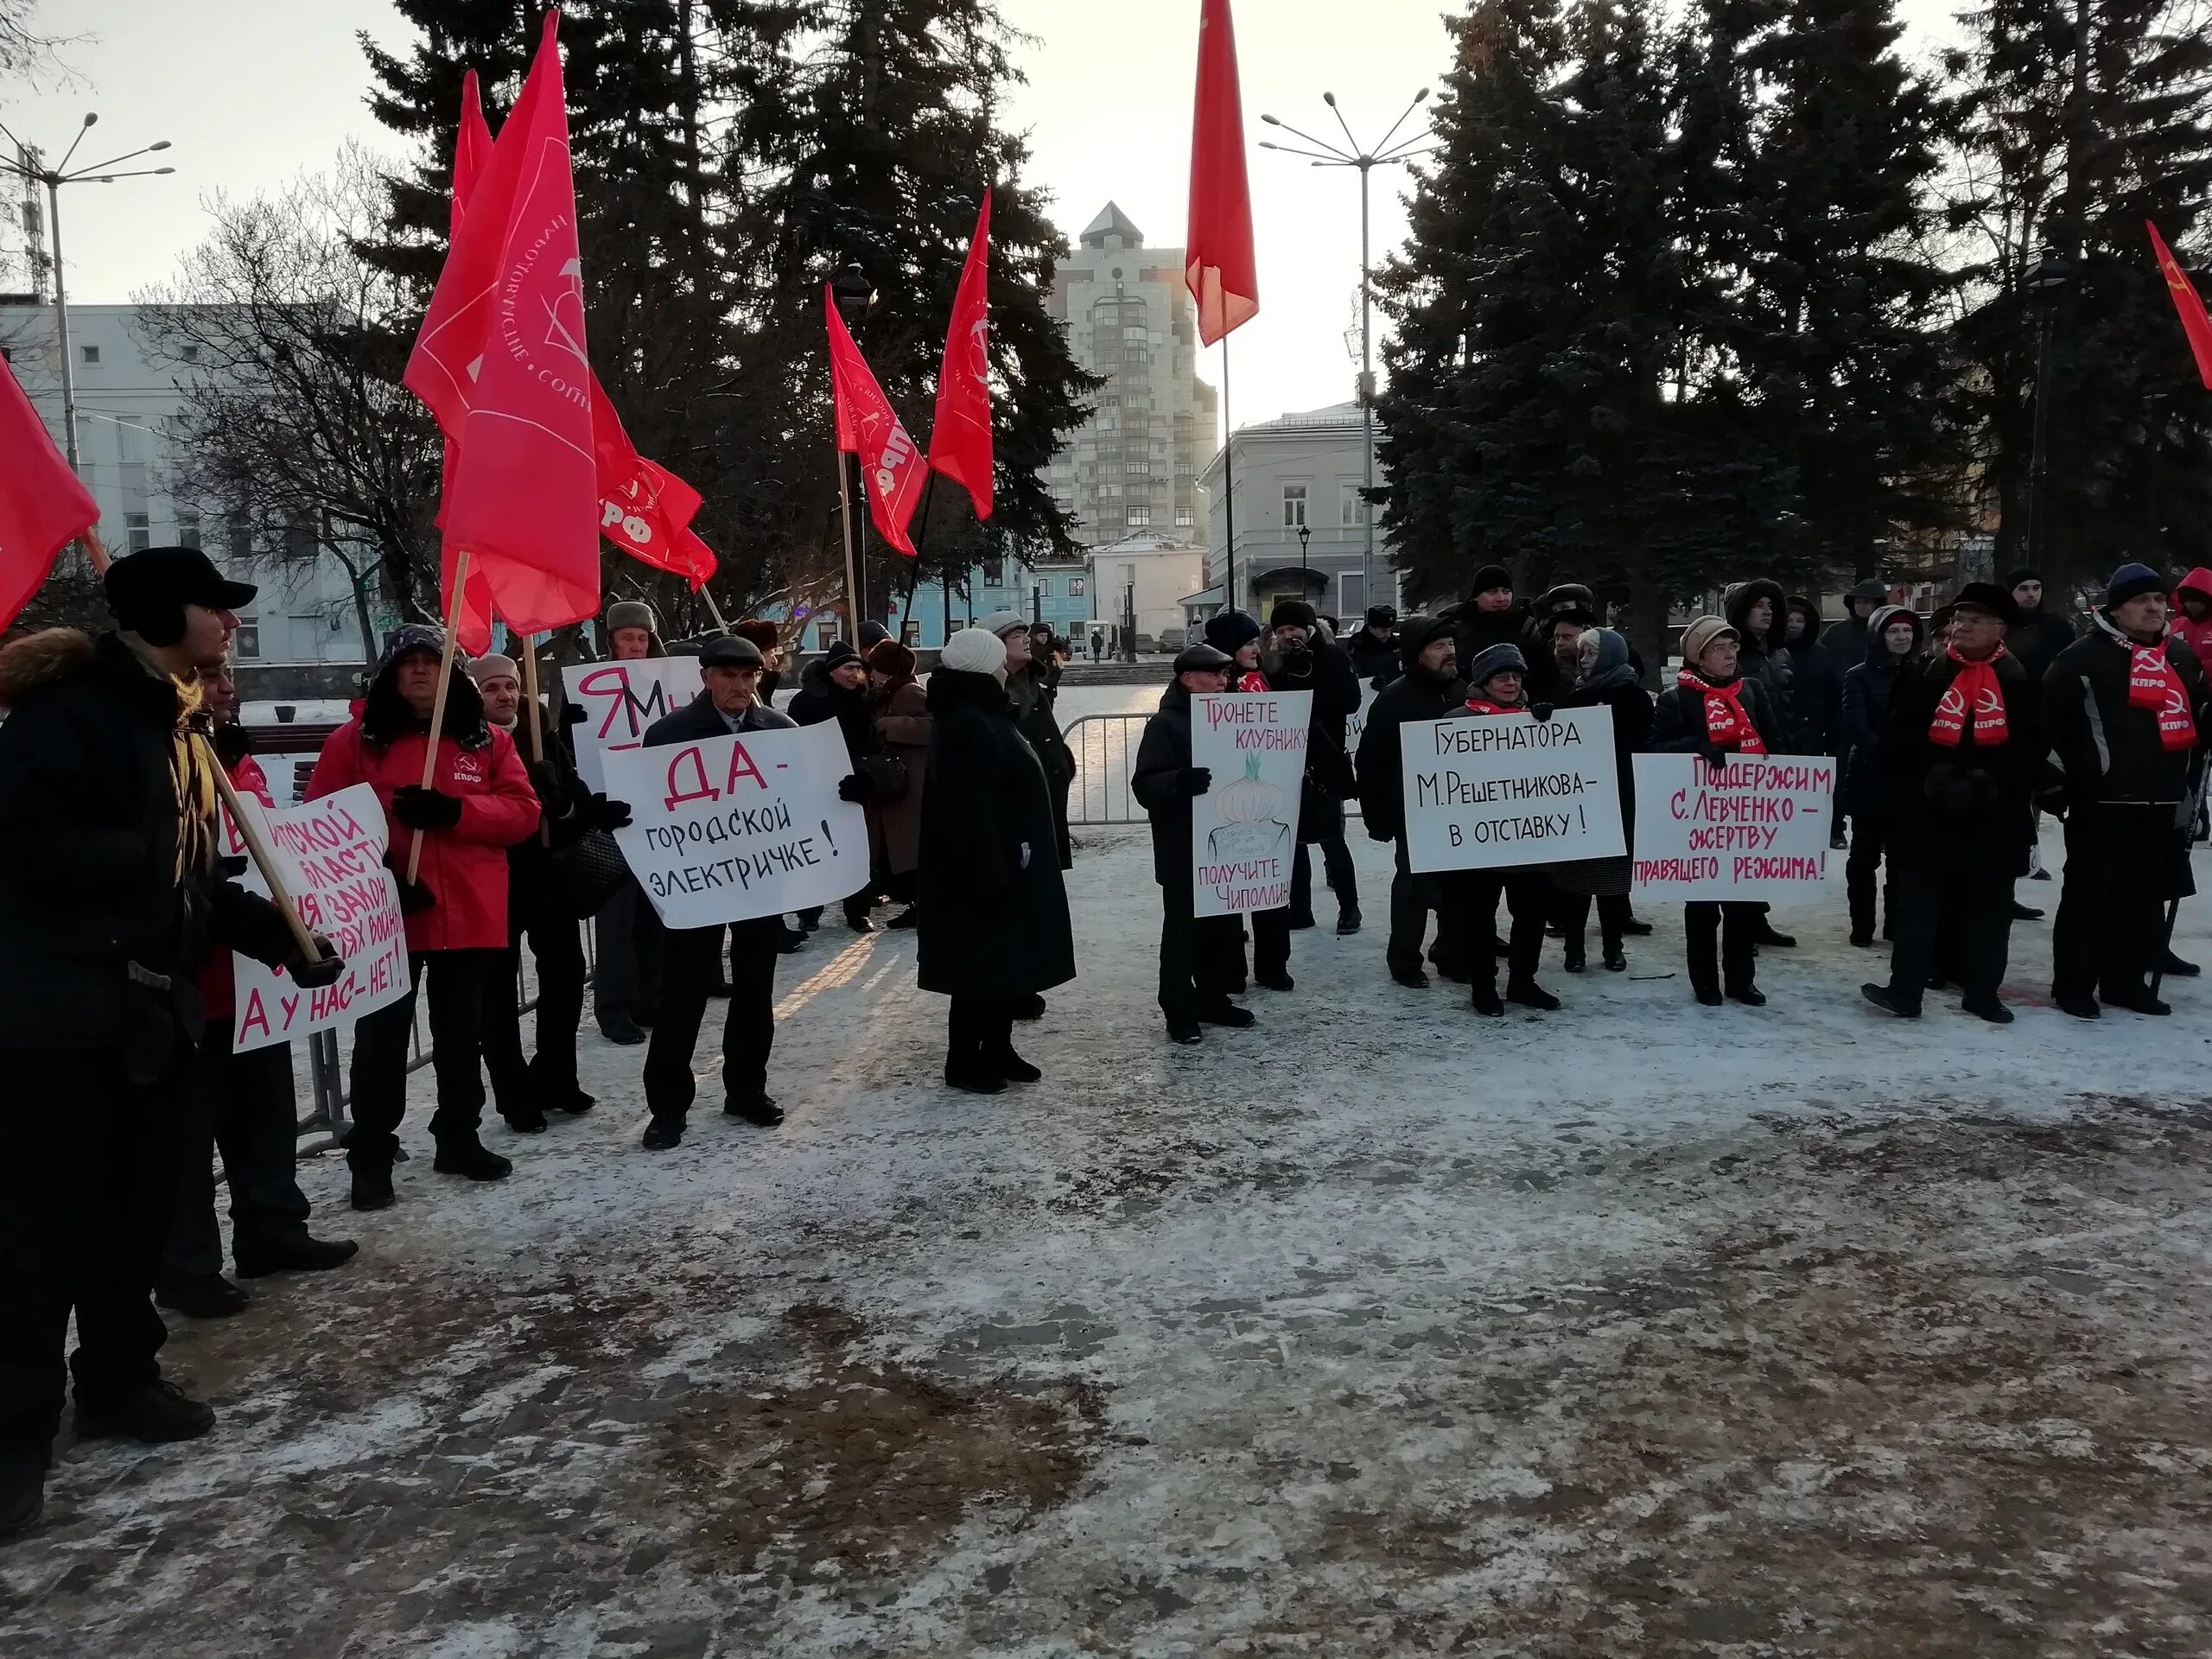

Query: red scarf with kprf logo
left=2127, top=640, right=2198, bottom=751
left=1929, top=646, right=2009, bottom=747
left=1235, top=669, right=1268, bottom=693
left=1678, top=669, right=1766, bottom=754
left=1465, top=698, right=1523, bottom=716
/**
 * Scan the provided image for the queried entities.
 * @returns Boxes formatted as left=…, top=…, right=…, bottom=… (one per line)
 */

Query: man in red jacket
left=307, top=627, right=540, bottom=1210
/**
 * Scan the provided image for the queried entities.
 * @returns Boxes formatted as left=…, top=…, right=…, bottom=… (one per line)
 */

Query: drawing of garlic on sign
left=1207, top=754, right=1290, bottom=866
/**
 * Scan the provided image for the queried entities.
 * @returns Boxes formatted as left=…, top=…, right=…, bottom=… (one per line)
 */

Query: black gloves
left=837, top=773, right=873, bottom=804
left=385, top=857, right=436, bottom=913
left=587, top=792, right=633, bottom=831
left=1179, top=766, right=1213, bottom=797
left=561, top=702, right=589, bottom=728
left=391, top=785, right=463, bottom=830
left=289, top=935, right=346, bottom=988
left=1698, top=741, right=1735, bottom=776
left=524, top=760, right=571, bottom=818
left=1529, top=703, right=1554, bottom=722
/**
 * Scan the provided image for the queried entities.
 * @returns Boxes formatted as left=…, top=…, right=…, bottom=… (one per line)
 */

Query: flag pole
left=405, top=545, right=471, bottom=884
left=834, top=445, right=861, bottom=645
left=698, top=588, right=734, bottom=635
left=200, top=739, right=323, bottom=962
left=1222, top=336, right=1236, bottom=618
left=902, top=474, right=939, bottom=641
left=518, top=630, right=553, bottom=849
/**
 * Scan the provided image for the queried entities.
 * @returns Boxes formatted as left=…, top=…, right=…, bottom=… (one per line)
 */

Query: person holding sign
left=633, top=634, right=812, bottom=1148
left=1204, top=608, right=1291, bottom=992
left=1859, top=585, right=2044, bottom=1024
left=307, top=627, right=541, bottom=1209
left=590, top=599, right=675, bottom=1043
left=1133, top=643, right=1256, bottom=1044
left=1647, top=616, right=1787, bottom=1006
left=0, top=549, right=340, bottom=1541
left=1357, top=615, right=1467, bottom=988
left=1263, top=601, right=1362, bottom=937
left=1437, top=644, right=1564, bottom=1015
left=1552, top=628, right=1650, bottom=974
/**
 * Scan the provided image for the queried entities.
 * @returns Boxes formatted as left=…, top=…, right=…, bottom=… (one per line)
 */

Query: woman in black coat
left=1552, top=627, right=1652, bottom=972
left=917, top=631, right=1077, bottom=1094
left=1839, top=604, right=1923, bottom=945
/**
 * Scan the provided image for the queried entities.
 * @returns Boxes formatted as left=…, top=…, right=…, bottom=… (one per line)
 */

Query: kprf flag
left=927, top=189, right=995, bottom=522
left=825, top=287, right=924, bottom=556
left=406, top=12, right=601, bottom=640
left=590, top=381, right=716, bottom=588
left=0, top=353, right=100, bottom=633
left=1185, top=0, right=1259, bottom=346
left=436, top=67, right=499, bottom=654
left=2148, top=220, right=2212, bottom=391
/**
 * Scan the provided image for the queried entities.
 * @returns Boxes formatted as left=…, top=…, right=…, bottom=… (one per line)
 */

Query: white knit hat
left=940, top=626, right=1008, bottom=680
left=466, top=652, right=521, bottom=686
left=977, top=609, right=1028, bottom=639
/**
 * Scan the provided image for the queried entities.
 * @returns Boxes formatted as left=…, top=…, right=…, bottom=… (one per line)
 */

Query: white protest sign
left=229, top=784, right=412, bottom=1052
left=1190, top=690, right=1312, bottom=918
left=563, top=658, right=706, bottom=791
left=1630, top=753, right=1837, bottom=904
left=603, top=720, right=868, bottom=927
left=1401, top=705, right=1624, bottom=873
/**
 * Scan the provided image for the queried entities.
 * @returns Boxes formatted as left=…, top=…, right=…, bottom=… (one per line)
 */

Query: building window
left=982, top=557, right=1005, bottom=586
left=1282, top=484, right=1308, bottom=529
left=1122, top=326, right=1147, bottom=342
left=80, top=344, right=100, bottom=365
left=1037, top=576, right=1054, bottom=599
left=1125, top=460, right=1150, bottom=474
left=1340, top=484, right=1369, bottom=526
left=1176, top=508, right=1195, bottom=527
left=175, top=511, right=202, bottom=550
left=181, top=344, right=200, bottom=364
left=1127, top=506, right=1151, bottom=526
left=1177, top=461, right=1195, bottom=478
left=124, top=512, right=151, bottom=553
left=225, top=516, right=253, bottom=559
left=233, top=623, right=260, bottom=659
left=1070, top=576, right=1086, bottom=598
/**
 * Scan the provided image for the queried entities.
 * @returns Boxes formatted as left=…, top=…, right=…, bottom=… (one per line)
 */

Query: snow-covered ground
left=7, top=823, right=2211, bottom=1656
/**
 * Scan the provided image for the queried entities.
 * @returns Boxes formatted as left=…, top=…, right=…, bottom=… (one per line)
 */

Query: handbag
left=550, top=827, right=630, bottom=918
left=856, top=748, right=908, bottom=803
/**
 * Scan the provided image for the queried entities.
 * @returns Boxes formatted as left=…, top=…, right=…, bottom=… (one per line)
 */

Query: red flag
left=1186, top=0, right=1259, bottom=346
left=406, top=13, right=601, bottom=640
left=927, top=189, right=995, bottom=522
left=2148, top=220, right=2212, bottom=391
left=0, top=354, right=99, bottom=632
left=825, top=287, right=925, bottom=555
left=592, top=379, right=715, bottom=587
left=437, top=68, right=499, bottom=653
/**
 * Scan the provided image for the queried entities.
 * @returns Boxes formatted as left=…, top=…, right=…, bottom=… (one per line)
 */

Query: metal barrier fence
left=1064, top=712, right=1363, bottom=828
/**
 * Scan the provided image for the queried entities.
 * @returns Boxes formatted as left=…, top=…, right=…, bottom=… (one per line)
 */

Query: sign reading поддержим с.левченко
left=1630, top=753, right=1837, bottom=905
left=1400, top=705, right=1624, bottom=873
left=1190, top=690, right=1311, bottom=918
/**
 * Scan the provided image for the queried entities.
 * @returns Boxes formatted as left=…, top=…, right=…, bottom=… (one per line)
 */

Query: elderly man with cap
left=1357, top=615, right=1467, bottom=987
left=1132, top=642, right=1257, bottom=1043
left=1859, top=584, right=2044, bottom=1024
left=628, top=634, right=860, bottom=1148
left=0, top=547, right=342, bottom=1538
left=1262, top=599, right=1363, bottom=936
left=918, top=627, right=1077, bottom=1087
left=2044, top=563, right=2209, bottom=1017
left=467, top=652, right=629, bottom=1131
left=603, top=599, right=667, bottom=662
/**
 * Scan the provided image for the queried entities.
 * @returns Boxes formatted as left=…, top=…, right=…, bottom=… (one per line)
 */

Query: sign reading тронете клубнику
left=1400, top=705, right=1624, bottom=872
left=1190, top=690, right=1311, bottom=918
left=601, top=720, right=868, bottom=928
left=1630, top=753, right=1836, bottom=904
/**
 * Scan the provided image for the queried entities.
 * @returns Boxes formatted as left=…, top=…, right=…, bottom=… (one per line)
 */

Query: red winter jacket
left=305, top=721, right=539, bottom=952
left=2171, top=568, right=2212, bottom=671
left=200, top=752, right=274, bottom=1023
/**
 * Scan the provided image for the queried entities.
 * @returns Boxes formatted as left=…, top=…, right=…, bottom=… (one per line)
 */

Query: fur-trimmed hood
left=1725, top=578, right=1790, bottom=656
left=0, top=626, right=94, bottom=710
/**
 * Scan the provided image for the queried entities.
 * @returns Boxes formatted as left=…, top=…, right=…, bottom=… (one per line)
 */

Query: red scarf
left=1929, top=646, right=2009, bottom=748
left=1678, top=670, right=1766, bottom=755
left=2126, top=639, right=2198, bottom=751
left=1465, top=697, right=1523, bottom=716
left=1235, top=669, right=1268, bottom=693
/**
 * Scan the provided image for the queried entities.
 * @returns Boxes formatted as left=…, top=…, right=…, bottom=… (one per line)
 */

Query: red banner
left=928, top=189, right=995, bottom=522
left=0, top=355, right=99, bottom=632
left=826, top=287, right=924, bottom=556
left=1186, top=0, right=1260, bottom=346
left=2148, top=219, right=2212, bottom=391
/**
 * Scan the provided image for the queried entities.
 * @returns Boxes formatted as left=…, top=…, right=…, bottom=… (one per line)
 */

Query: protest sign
left=1401, top=705, right=1624, bottom=873
left=1630, top=753, right=1837, bottom=904
left=1190, top=690, right=1311, bottom=918
left=229, top=784, right=411, bottom=1053
left=602, top=720, right=868, bottom=927
left=563, top=658, right=705, bottom=791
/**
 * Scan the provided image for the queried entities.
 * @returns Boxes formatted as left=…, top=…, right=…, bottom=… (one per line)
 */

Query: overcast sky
left=3, top=0, right=1966, bottom=435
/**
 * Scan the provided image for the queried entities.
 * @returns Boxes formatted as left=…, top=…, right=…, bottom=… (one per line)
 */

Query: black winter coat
left=1840, top=653, right=1909, bottom=818
left=1726, top=579, right=1800, bottom=750
left=1885, top=652, right=2042, bottom=877
left=2011, top=606, right=2078, bottom=688
left=1819, top=613, right=1874, bottom=676
left=917, top=671, right=1076, bottom=997
left=1648, top=672, right=1787, bottom=758
left=0, top=629, right=299, bottom=1051
left=1131, top=682, right=1205, bottom=888
left=787, top=658, right=874, bottom=761
left=1355, top=658, right=1466, bottom=842
left=1556, top=677, right=1653, bottom=839
left=1347, top=626, right=1402, bottom=687
left=1445, top=603, right=1541, bottom=694
left=2044, top=620, right=2209, bottom=806
left=1783, top=599, right=1843, bottom=756
left=644, top=690, right=798, bottom=748
left=1266, top=632, right=1363, bottom=843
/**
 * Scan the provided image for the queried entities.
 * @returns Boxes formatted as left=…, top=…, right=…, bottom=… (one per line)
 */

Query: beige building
left=1086, top=531, right=1208, bottom=649
left=1044, top=203, right=1218, bottom=549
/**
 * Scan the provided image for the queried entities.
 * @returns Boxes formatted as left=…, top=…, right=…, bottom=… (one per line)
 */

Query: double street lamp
left=1260, top=90, right=1435, bottom=613
left=0, top=113, right=177, bottom=472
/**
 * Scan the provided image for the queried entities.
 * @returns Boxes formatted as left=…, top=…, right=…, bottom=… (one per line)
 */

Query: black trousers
left=345, top=948, right=500, bottom=1170
left=593, top=877, right=664, bottom=1017
left=947, top=996, right=1019, bottom=1067
left=1889, top=863, right=2012, bottom=1007
left=1158, top=884, right=1244, bottom=1025
left=1292, top=836, right=1358, bottom=919
left=1251, top=906, right=1293, bottom=982
left=482, top=905, right=588, bottom=1120
left=1387, top=836, right=1448, bottom=977
left=1685, top=901, right=1761, bottom=995
left=2054, top=804, right=2177, bottom=1002
left=1445, top=868, right=1548, bottom=983
left=1847, top=815, right=1895, bottom=938
left=162, top=1020, right=310, bottom=1282
left=0, top=1046, right=185, bottom=1449
left=1558, top=893, right=1631, bottom=957
left=643, top=917, right=782, bottom=1121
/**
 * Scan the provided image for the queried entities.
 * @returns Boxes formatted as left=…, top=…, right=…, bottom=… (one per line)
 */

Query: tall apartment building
left=1043, top=203, right=1217, bottom=549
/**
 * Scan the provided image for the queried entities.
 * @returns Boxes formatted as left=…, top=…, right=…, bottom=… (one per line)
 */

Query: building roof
left=1086, top=531, right=1199, bottom=557
left=1241, top=401, right=1363, bottom=433
left=1080, top=201, right=1145, bottom=250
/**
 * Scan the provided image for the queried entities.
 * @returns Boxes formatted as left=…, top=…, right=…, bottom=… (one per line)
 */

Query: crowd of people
left=0, top=540, right=2202, bottom=1543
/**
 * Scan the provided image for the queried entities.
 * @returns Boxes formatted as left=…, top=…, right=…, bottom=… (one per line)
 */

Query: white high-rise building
left=1043, top=203, right=1217, bottom=550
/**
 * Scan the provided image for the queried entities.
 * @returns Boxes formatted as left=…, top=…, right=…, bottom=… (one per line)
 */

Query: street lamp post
left=0, top=114, right=176, bottom=474
left=1296, top=520, right=1312, bottom=595
left=1260, top=91, right=1433, bottom=614
left=2025, top=250, right=2070, bottom=578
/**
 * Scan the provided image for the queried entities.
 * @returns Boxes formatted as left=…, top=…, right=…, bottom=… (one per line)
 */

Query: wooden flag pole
left=405, top=546, right=471, bottom=884
left=200, top=737, right=322, bottom=962
left=519, top=628, right=545, bottom=764
left=698, top=588, right=735, bottom=635
left=834, top=444, right=861, bottom=645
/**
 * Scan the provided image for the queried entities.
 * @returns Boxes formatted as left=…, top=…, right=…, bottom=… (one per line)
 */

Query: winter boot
left=432, top=1141, right=513, bottom=1182
left=723, top=1093, right=785, bottom=1126
left=641, top=1118, right=684, bottom=1150
left=1471, top=981, right=1504, bottom=1017
left=155, top=1274, right=250, bottom=1319
left=350, top=1165, right=396, bottom=1212
left=1197, top=998, right=1256, bottom=1028
left=75, top=1379, right=215, bottom=1443
left=234, top=1236, right=359, bottom=1278
left=1506, top=977, right=1560, bottom=1011
left=987, top=1044, right=1043, bottom=1084
left=1336, top=906, right=1362, bottom=936
left=1860, top=982, right=1920, bottom=1019
left=0, top=1444, right=45, bottom=1542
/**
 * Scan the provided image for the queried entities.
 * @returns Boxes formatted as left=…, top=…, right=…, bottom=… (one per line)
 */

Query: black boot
left=1506, top=977, right=1560, bottom=1011
left=1861, top=982, right=1920, bottom=1019
left=987, top=1044, right=1043, bottom=1084
left=350, top=1164, right=396, bottom=1212
left=234, top=1236, right=359, bottom=1278
left=595, top=1006, right=648, bottom=1046
left=75, top=1379, right=215, bottom=1443
left=500, top=1105, right=549, bottom=1135
left=2161, top=947, right=2202, bottom=977
left=1197, top=998, right=1256, bottom=1028
left=155, top=1274, right=251, bottom=1319
left=723, top=1093, right=785, bottom=1126
left=0, top=1445, right=44, bottom=1541
left=432, top=1141, right=513, bottom=1181
left=1471, top=981, right=1504, bottom=1017
left=641, top=1118, right=684, bottom=1150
